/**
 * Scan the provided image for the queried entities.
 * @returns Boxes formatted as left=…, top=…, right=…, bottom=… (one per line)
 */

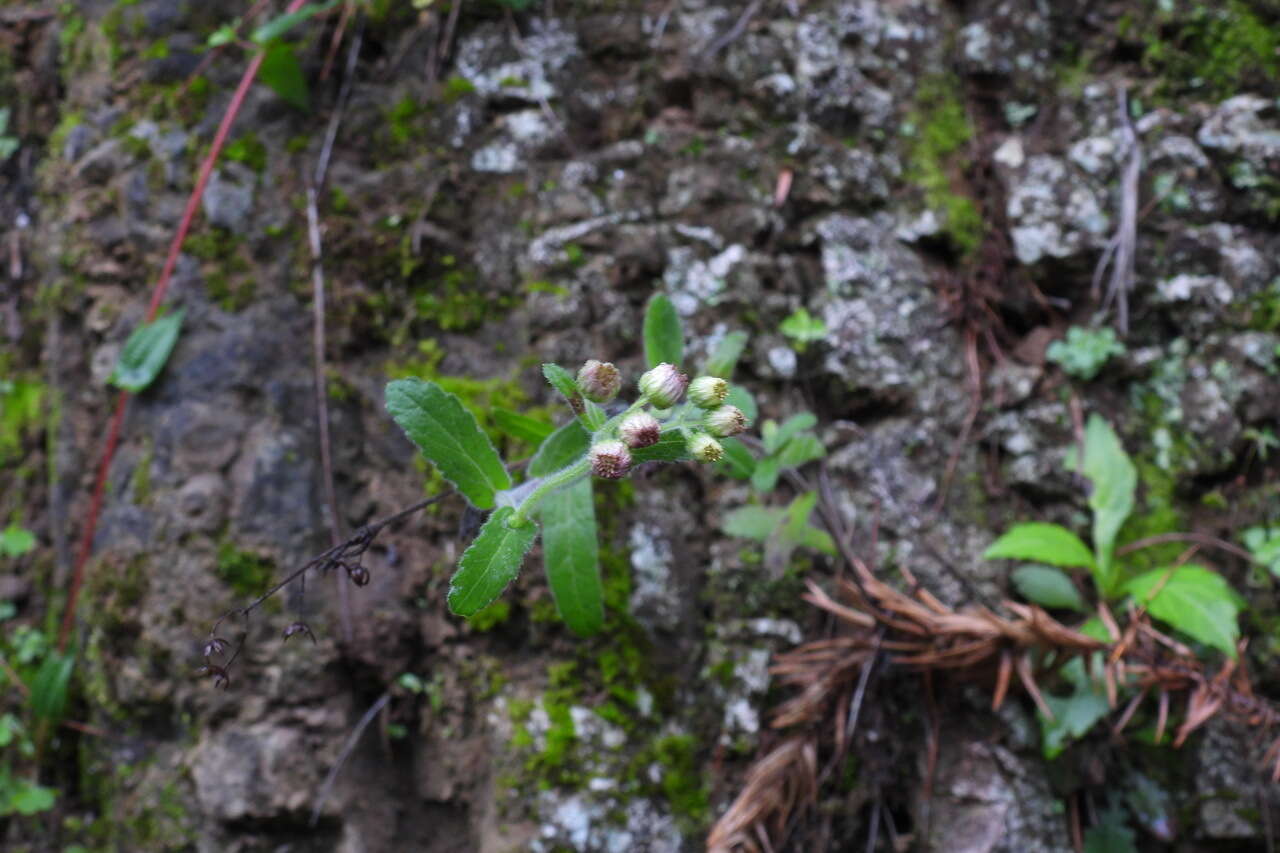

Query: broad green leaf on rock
left=776, top=434, right=826, bottom=468
left=722, top=505, right=785, bottom=541
left=541, top=363, right=579, bottom=401
left=1243, top=525, right=1280, bottom=577
left=251, top=0, right=338, bottom=44
left=1081, top=414, right=1136, bottom=594
left=715, top=437, right=756, bottom=479
left=763, top=413, right=817, bottom=455
left=783, top=492, right=835, bottom=556
left=704, top=331, right=749, bottom=378
left=259, top=43, right=309, bottom=110
left=448, top=507, right=537, bottom=616
left=1125, top=565, right=1243, bottom=658
left=528, top=421, right=590, bottom=477
left=108, top=309, right=184, bottom=393
left=29, top=651, right=74, bottom=725
left=725, top=384, right=757, bottom=422
left=540, top=479, right=602, bottom=636
left=643, top=293, right=684, bottom=368
left=983, top=522, right=1096, bottom=569
left=1011, top=565, right=1088, bottom=612
left=385, top=379, right=511, bottom=509
left=751, top=456, right=781, bottom=493
left=492, top=408, right=554, bottom=445
left=1040, top=659, right=1109, bottom=759
left=4, top=778, right=56, bottom=816
left=631, top=431, right=691, bottom=464
left=0, top=525, right=35, bottom=558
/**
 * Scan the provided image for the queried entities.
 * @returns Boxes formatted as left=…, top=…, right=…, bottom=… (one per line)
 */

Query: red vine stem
left=58, top=0, right=309, bottom=652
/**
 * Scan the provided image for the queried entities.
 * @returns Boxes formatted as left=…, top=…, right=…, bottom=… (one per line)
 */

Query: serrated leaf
left=109, top=310, right=184, bottom=393
left=722, top=506, right=785, bottom=541
left=765, top=412, right=818, bottom=455
left=385, top=379, right=511, bottom=509
left=725, top=384, right=757, bottom=422
left=29, top=652, right=73, bottom=725
left=984, top=522, right=1096, bottom=569
left=776, top=433, right=825, bottom=468
left=704, top=331, right=749, bottom=378
left=751, top=456, right=781, bottom=492
left=540, top=479, right=602, bottom=636
left=1011, top=565, right=1088, bottom=612
left=258, top=43, right=309, bottom=110
left=631, top=431, right=691, bottom=464
left=715, top=437, right=755, bottom=479
left=1081, top=415, right=1136, bottom=594
left=643, top=293, right=684, bottom=368
left=529, top=421, right=590, bottom=477
left=251, top=0, right=338, bottom=45
left=448, top=507, right=537, bottom=616
left=1125, top=565, right=1242, bottom=658
left=492, top=408, right=554, bottom=445
left=541, top=363, right=580, bottom=401
left=0, top=525, right=35, bottom=558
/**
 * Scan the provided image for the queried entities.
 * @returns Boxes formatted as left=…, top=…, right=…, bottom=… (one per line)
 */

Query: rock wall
left=2, top=0, right=1279, bottom=850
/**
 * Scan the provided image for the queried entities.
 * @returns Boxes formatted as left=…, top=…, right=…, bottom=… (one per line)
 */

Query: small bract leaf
left=1081, top=414, right=1136, bottom=594
left=258, top=43, right=309, bottom=110
left=1011, top=565, right=1088, bottom=612
left=29, top=651, right=74, bottom=725
left=643, top=293, right=684, bottom=368
left=541, top=363, right=580, bottom=401
left=1126, top=565, right=1242, bottom=658
left=385, top=379, right=511, bottom=509
left=704, top=331, right=749, bottom=379
left=984, top=522, right=1096, bottom=569
left=109, top=309, right=184, bottom=393
left=540, top=479, right=603, bottom=636
left=251, top=0, right=338, bottom=45
left=448, top=507, right=538, bottom=617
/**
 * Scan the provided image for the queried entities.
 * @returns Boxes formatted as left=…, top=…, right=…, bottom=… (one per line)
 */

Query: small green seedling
left=779, top=308, right=827, bottom=353
left=1045, top=326, right=1125, bottom=381
left=984, top=414, right=1245, bottom=757
left=386, top=294, right=753, bottom=636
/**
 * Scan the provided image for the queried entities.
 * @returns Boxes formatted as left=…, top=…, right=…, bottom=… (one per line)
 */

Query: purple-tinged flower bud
left=688, top=433, right=724, bottom=463
left=619, top=412, right=661, bottom=449
left=589, top=440, right=633, bottom=479
left=637, top=363, right=688, bottom=408
left=704, top=404, right=747, bottom=437
left=577, top=359, right=621, bottom=403
left=687, top=376, right=729, bottom=409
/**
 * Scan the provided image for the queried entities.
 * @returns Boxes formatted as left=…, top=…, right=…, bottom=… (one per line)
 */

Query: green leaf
left=0, top=525, right=35, bottom=558
left=258, top=43, right=309, bottom=110
left=6, top=778, right=56, bottom=816
left=581, top=399, right=607, bottom=431
left=1125, top=565, right=1242, bottom=658
left=540, top=479, right=602, bottom=636
left=751, top=456, right=781, bottom=492
left=983, top=523, right=1096, bottom=569
left=779, top=308, right=827, bottom=349
left=251, top=0, right=338, bottom=45
left=704, top=331, right=749, bottom=378
left=29, top=652, right=74, bottom=725
left=448, top=507, right=537, bottom=617
left=1011, top=565, right=1088, bottom=612
left=528, top=421, right=590, bottom=477
left=715, top=437, right=756, bottom=479
left=776, top=433, right=826, bottom=468
left=1243, top=525, right=1280, bottom=577
left=385, top=379, right=511, bottom=509
left=631, top=431, right=691, bottom=464
left=207, top=23, right=238, bottom=47
left=1040, top=660, right=1109, bottom=758
left=1083, top=806, right=1138, bottom=853
left=722, top=506, right=785, bottom=542
left=725, top=384, right=757, bottom=422
left=541, top=363, right=580, bottom=402
left=108, top=310, right=184, bottom=393
left=783, top=492, right=835, bottom=556
left=492, top=408, right=554, bottom=445
left=643, top=293, right=684, bottom=368
left=1080, top=415, right=1136, bottom=594
left=764, top=413, right=817, bottom=455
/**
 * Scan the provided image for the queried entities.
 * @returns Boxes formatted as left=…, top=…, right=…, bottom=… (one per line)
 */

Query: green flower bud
left=688, top=433, right=724, bottom=463
left=619, top=412, right=661, bottom=449
left=687, top=376, right=729, bottom=409
left=588, top=440, right=632, bottom=479
left=577, top=359, right=621, bottom=403
left=637, top=363, right=688, bottom=408
left=704, top=404, right=747, bottom=437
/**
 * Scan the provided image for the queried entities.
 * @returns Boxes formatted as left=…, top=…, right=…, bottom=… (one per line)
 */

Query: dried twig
left=1093, top=85, right=1140, bottom=335
left=310, top=690, right=390, bottom=826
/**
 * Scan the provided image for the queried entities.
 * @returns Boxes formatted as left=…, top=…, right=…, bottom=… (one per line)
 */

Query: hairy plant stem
left=511, top=456, right=591, bottom=526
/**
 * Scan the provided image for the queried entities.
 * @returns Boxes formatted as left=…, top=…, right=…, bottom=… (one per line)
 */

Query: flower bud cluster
left=681, top=373, right=747, bottom=465
left=638, top=363, right=689, bottom=408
